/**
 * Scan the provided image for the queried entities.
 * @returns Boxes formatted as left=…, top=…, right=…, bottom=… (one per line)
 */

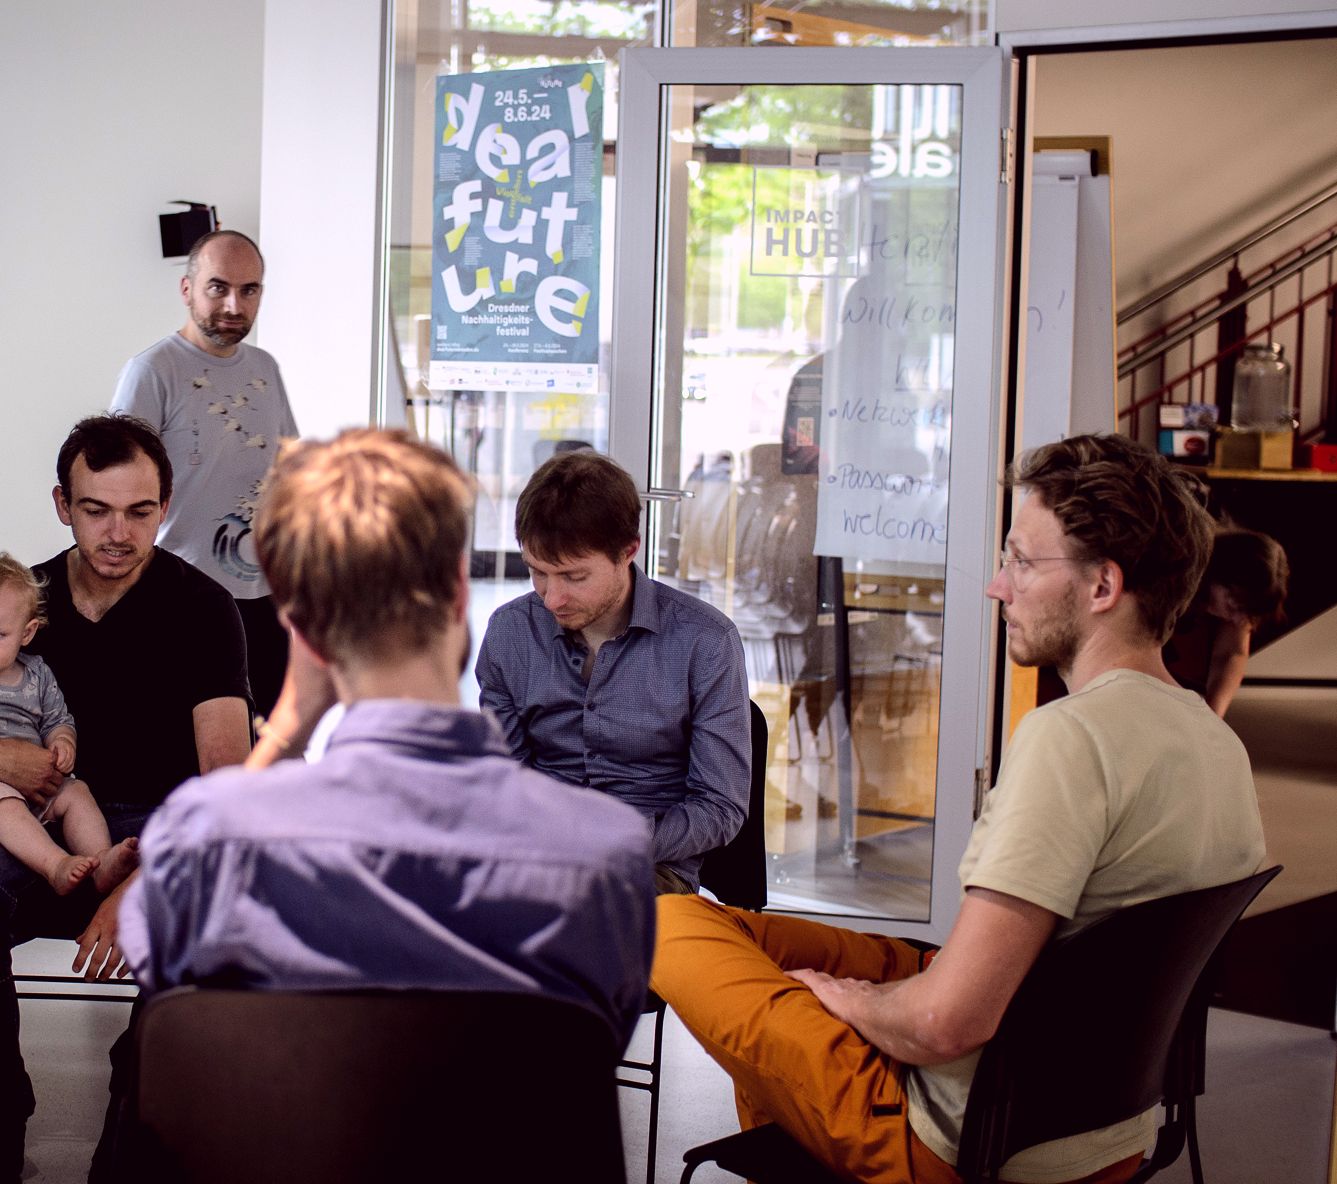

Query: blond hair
left=0, top=553, right=44, bottom=627
left=253, top=429, right=473, bottom=663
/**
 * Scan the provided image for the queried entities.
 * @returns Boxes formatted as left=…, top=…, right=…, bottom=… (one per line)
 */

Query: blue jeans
left=0, top=804, right=151, bottom=1184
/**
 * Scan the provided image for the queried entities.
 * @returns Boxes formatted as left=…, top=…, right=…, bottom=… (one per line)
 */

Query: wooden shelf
left=1201, top=467, right=1337, bottom=482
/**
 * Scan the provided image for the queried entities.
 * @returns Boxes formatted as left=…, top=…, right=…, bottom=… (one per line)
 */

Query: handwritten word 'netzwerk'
left=831, top=397, right=949, bottom=427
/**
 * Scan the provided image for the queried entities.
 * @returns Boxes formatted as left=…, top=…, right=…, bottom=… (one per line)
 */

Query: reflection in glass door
left=614, top=49, right=1008, bottom=935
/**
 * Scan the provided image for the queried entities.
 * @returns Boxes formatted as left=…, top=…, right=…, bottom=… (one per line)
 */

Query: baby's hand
left=49, top=735, right=76, bottom=775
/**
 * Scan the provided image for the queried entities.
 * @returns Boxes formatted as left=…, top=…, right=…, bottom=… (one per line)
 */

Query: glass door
left=612, top=48, right=1009, bottom=940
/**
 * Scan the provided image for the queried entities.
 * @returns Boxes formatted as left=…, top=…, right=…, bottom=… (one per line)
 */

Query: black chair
left=620, top=700, right=769, bottom=1184
left=135, top=986, right=626, bottom=1184
left=681, top=866, right=1281, bottom=1184
left=682, top=1124, right=846, bottom=1184
left=700, top=700, right=771, bottom=912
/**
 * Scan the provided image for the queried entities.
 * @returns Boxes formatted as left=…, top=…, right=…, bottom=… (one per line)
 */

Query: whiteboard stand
left=1019, top=138, right=1118, bottom=451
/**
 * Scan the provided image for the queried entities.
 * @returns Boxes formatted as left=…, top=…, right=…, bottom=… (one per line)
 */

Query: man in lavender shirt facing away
left=118, top=429, right=655, bottom=1044
left=475, top=450, right=751, bottom=895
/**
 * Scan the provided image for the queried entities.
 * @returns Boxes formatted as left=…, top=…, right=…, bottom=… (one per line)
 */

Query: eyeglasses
left=997, top=551, right=1082, bottom=591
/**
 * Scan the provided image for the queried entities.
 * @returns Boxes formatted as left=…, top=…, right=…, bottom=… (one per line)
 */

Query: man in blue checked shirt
left=476, top=450, right=751, bottom=895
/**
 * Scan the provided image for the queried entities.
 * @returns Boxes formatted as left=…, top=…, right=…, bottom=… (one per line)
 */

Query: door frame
left=610, top=46, right=1013, bottom=941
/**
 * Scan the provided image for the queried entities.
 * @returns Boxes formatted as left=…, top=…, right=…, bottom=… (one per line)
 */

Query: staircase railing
left=1118, top=177, right=1337, bottom=326
left=1116, top=177, right=1337, bottom=445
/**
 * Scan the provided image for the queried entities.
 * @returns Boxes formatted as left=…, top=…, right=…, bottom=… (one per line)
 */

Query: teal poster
left=430, top=64, right=604, bottom=395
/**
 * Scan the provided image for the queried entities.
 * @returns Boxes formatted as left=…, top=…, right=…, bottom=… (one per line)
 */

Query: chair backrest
left=955, top=865, right=1281, bottom=1184
left=136, top=987, right=626, bottom=1184
left=699, top=700, right=769, bottom=911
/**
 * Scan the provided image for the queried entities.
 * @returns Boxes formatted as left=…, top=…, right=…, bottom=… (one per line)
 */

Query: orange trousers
left=650, top=896, right=1141, bottom=1184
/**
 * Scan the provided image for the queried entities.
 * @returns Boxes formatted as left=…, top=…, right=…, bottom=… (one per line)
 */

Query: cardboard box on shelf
left=1215, top=427, right=1294, bottom=470
left=1215, top=428, right=1260, bottom=469
left=1259, top=429, right=1294, bottom=470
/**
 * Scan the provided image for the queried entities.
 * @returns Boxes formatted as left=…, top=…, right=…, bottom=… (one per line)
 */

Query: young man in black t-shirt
left=0, top=414, right=251, bottom=1183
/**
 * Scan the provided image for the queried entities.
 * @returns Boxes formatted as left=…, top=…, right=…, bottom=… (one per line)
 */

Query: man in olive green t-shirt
left=652, top=434, right=1266, bottom=1184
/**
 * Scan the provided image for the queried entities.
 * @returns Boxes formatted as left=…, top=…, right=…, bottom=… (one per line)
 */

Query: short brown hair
left=515, top=451, right=641, bottom=565
left=0, top=553, right=43, bottom=627
left=254, top=429, right=472, bottom=663
left=1009, top=433, right=1214, bottom=644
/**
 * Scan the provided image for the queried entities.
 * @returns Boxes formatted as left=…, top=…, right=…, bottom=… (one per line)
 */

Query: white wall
left=0, top=2, right=264, bottom=566
left=1031, top=37, right=1337, bottom=306
left=259, top=0, right=388, bottom=439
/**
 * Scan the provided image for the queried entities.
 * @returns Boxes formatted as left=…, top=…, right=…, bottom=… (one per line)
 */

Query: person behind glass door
left=475, top=449, right=751, bottom=895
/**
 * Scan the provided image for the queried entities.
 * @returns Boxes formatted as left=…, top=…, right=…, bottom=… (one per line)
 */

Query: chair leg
left=644, top=1002, right=665, bottom=1184
left=618, top=1001, right=667, bottom=1184
left=1185, top=1093, right=1205, bottom=1184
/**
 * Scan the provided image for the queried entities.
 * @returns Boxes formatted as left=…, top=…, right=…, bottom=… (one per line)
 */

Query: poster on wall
left=429, top=63, right=604, bottom=395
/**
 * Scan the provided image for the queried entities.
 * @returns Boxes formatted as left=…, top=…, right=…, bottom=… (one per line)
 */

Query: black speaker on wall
left=159, top=202, right=218, bottom=258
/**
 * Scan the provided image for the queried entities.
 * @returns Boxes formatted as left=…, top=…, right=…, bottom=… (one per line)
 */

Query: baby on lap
left=0, top=553, right=138, bottom=895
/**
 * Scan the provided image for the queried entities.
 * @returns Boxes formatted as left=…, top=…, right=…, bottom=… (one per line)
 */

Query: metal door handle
left=642, top=487, right=695, bottom=502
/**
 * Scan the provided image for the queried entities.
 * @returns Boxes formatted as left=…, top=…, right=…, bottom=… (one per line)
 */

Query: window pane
left=649, top=80, right=964, bottom=920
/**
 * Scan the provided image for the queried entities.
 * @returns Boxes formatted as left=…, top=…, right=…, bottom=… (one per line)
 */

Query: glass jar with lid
left=1230, top=342, right=1293, bottom=430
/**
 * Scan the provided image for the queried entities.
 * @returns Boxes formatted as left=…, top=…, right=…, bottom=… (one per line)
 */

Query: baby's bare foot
left=92, top=836, right=140, bottom=894
left=50, top=854, right=98, bottom=896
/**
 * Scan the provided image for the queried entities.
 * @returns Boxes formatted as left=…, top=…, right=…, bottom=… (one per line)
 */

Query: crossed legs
left=651, top=894, right=926, bottom=1183
left=652, top=896, right=1144, bottom=1184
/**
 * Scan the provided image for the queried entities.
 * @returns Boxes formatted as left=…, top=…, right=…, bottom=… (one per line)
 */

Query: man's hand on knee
left=784, top=890, right=1059, bottom=1067
left=73, top=879, right=134, bottom=981
left=0, top=739, right=64, bottom=809
left=785, top=966, right=889, bottom=1029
